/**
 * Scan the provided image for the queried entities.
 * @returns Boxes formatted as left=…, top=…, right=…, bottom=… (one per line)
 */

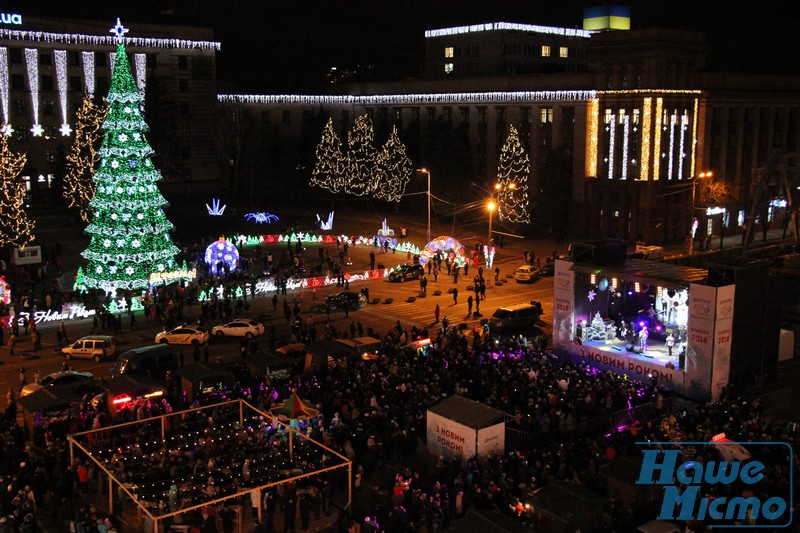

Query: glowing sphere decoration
left=204, top=236, right=240, bottom=275
left=418, top=236, right=467, bottom=267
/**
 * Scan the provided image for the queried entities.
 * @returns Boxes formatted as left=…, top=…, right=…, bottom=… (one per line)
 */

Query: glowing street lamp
left=689, top=170, right=713, bottom=255
left=417, top=168, right=431, bottom=243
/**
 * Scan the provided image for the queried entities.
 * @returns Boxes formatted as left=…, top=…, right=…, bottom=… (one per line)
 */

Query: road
left=0, top=262, right=554, bottom=399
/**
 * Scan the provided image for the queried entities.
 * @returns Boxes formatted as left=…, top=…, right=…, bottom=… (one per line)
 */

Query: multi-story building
left=220, top=19, right=800, bottom=247
left=0, top=13, right=222, bottom=199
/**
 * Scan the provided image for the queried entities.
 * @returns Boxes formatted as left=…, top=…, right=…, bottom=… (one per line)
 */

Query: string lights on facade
left=0, top=28, right=221, bottom=50
left=82, top=51, right=95, bottom=97
left=621, top=114, right=630, bottom=180
left=24, top=48, right=41, bottom=136
left=55, top=50, right=71, bottom=136
left=424, top=22, right=593, bottom=39
left=653, top=98, right=663, bottom=180
left=0, top=48, right=8, bottom=129
left=640, top=97, right=652, bottom=180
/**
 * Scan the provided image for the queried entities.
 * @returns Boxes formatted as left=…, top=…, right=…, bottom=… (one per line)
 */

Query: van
left=111, top=344, right=178, bottom=378
left=62, top=335, right=116, bottom=362
left=514, top=265, right=539, bottom=283
left=488, top=302, right=543, bottom=332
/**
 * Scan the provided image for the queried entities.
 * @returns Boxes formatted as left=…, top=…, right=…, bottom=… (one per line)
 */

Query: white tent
left=426, top=395, right=505, bottom=460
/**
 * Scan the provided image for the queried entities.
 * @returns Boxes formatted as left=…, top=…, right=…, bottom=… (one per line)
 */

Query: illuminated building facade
left=0, top=14, right=222, bottom=198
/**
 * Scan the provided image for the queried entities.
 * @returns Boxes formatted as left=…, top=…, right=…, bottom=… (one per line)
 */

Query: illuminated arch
left=418, top=236, right=467, bottom=267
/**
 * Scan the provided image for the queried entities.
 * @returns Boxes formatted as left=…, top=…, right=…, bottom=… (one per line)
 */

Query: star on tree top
left=110, top=18, right=129, bottom=43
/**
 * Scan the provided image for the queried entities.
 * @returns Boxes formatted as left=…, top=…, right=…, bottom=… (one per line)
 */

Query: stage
left=577, top=337, right=681, bottom=371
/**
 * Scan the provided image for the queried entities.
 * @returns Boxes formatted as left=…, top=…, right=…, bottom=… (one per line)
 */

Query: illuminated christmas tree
left=309, top=118, right=344, bottom=193
left=375, top=125, right=412, bottom=202
left=80, top=20, right=179, bottom=294
left=63, top=92, right=108, bottom=222
left=345, top=114, right=377, bottom=196
left=497, top=125, right=531, bottom=223
left=0, top=129, right=35, bottom=247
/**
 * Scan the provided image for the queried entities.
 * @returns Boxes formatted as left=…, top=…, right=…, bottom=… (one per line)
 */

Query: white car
left=155, top=325, right=210, bottom=346
left=514, top=265, right=539, bottom=283
left=212, top=319, right=265, bottom=338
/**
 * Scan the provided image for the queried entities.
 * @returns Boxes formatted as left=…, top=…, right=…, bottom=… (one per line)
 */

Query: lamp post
left=688, top=171, right=713, bottom=255
left=417, top=168, right=431, bottom=243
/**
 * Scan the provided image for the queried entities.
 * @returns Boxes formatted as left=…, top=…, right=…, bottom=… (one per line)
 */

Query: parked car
left=514, top=265, right=539, bottom=283
left=21, top=371, right=94, bottom=397
left=488, top=303, right=543, bottom=332
left=154, top=325, right=210, bottom=345
left=388, top=263, right=424, bottom=282
left=212, top=319, right=265, bottom=338
left=538, top=262, right=555, bottom=277
left=325, top=291, right=367, bottom=310
left=61, top=335, right=116, bottom=362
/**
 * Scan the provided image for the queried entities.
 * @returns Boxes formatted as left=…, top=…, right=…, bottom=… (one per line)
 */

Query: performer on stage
left=665, top=332, right=676, bottom=357
left=638, top=325, right=649, bottom=351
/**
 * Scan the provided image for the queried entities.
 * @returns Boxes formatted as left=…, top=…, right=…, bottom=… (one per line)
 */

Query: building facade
left=219, top=22, right=800, bottom=246
left=0, top=13, right=222, bottom=200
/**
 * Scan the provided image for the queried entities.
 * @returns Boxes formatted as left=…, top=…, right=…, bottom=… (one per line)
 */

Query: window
left=478, top=107, right=487, bottom=123
left=261, top=110, right=270, bottom=124
left=11, top=74, right=24, bottom=91
left=541, top=45, right=551, bottom=57
left=282, top=110, right=291, bottom=123
left=9, top=48, right=23, bottom=64
left=39, top=52, right=52, bottom=66
left=69, top=76, right=82, bottom=92
left=633, top=109, right=640, bottom=124
left=14, top=99, right=26, bottom=116
left=618, top=109, right=626, bottom=124
left=178, top=56, right=188, bottom=70
left=460, top=107, right=469, bottom=122
left=394, top=108, right=401, bottom=121
left=496, top=107, right=506, bottom=121
left=44, top=125, right=58, bottom=138
left=68, top=51, right=80, bottom=67
left=540, top=108, right=553, bottom=124
left=411, top=108, right=419, bottom=121
left=443, top=107, right=452, bottom=122
left=47, top=150, right=58, bottom=163
left=96, top=52, right=107, bottom=67
left=604, top=109, right=613, bottom=124
left=341, top=110, right=349, bottom=125
left=444, top=63, right=454, bottom=74
left=427, top=107, right=436, bottom=123
left=41, top=75, right=54, bottom=91
left=444, top=47, right=454, bottom=58
left=179, top=79, right=189, bottom=92
left=97, top=76, right=109, bottom=95
left=559, top=47, right=568, bottom=58
left=43, top=100, right=55, bottom=116
left=146, top=54, right=158, bottom=69
left=15, top=129, right=28, bottom=142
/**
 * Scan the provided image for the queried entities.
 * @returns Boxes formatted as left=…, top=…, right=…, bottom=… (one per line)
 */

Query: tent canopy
left=428, top=395, right=504, bottom=430
left=270, top=390, right=318, bottom=419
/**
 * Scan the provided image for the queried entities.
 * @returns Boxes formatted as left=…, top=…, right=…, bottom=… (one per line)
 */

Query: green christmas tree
left=375, top=125, right=412, bottom=202
left=497, top=125, right=531, bottom=223
left=80, top=20, right=179, bottom=294
left=345, top=114, right=377, bottom=196
left=309, top=118, right=344, bottom=193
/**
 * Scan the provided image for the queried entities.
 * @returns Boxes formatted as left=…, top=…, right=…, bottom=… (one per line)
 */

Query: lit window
left=559, top=47, right=568, bottom=58
left=444, top=63, right=454, bottom=74
left=540, top=108, right=553, bottom=124
left=604, top=109, right=612, bottom=124
left=619, top=109, right=626, bottom=124
left=633, top=109, right=640, bottom=124
left=541, top=45, right=551, bottom=57
left=444, top=47, right=454, bottom=58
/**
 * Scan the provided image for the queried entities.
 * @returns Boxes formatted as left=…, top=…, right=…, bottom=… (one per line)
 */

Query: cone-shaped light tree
left=309, top=118, right=344, bottom=193
left=497, top=125, right=531, bottom=223
left=0, top=130, right=35, bottom=247
left=375, top=126, right=413, bottom=202
left=63, top=92, right=108, bottom=222
left=79, top=19, right=179, bottom=295
left=344, top=114, right=377, bottom=196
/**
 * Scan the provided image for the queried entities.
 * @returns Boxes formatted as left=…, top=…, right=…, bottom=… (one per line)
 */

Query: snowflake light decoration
left=206, top=198, right=226, bottom=216
left=60, top=124, right=72, bottom=136
left=244, top=212, right=280, bottom=224
left=30, top=124, right=44, bottom=137
left=588, top=289, right=597, bottom=302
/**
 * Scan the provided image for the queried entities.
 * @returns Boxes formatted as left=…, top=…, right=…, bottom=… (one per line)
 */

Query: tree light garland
left=79, top=21, right=179, bottom=295
left=496, top=125, right=531, bottom=223
left=0, top=132, right=35, bottom=246
left=345, top=115, right=378, bottom=196
left=374, top=125, right=412, bottom=203
left=309, top=118, right=344, bottom=193
left=63, top=92, right=107, bottom=222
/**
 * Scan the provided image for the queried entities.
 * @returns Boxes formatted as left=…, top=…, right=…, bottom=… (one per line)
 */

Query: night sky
left=5, top=0, right=799, bottom=92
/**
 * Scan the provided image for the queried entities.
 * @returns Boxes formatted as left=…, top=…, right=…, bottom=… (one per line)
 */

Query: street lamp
left=417, top=168, right=431, bottom=243
left=688, top=171, right=713, bottom=255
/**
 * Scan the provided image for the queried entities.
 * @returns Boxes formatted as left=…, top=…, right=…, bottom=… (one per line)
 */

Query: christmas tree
left=79, top=20, right=179, bottom=294
left=309, top=118, right=344, bottom=193
left=497, top=125, right=531, bottom=223
left=586, top=312, right=607, bottom=341
left=345, top=114, right=377, bottom=196
left=0, top=129, right=35, bottom=247
left=63, top=92, right=108, bottom=222
left=375, top=126, right=412, bottom=202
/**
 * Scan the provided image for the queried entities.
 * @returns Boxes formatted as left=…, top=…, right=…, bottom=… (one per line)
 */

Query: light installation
left=309, top=118, right=344, bottom=193
left=375, top=125, right=412, bottom=203
left=205, top=237, right=239, bottom=275
left=0, top=48, right=8, bottom=134
left=496, top=124, right=530, bottom=223
left=62, top=93, right=107, bottom=222
left=621, top=114, right=630, bottom=180
left=0, top=133, right=35, bottom=246
left=134, top=53, right=147, bottom=108
left=640, top=97, right=652, bottom=180
left=586, top=97, right=599, bottom=177
left=653, top=98, right=663, bottom=180
left=345, top=114, right=378, bottom=196
left=607, top=117, right=616, bottom=179
left=424, top=22, right=593, bottom=39
left=317, top=211, right=334, bottom=230
left=82, top=51, right=95, bottom=97
left=244, top=212, right=279, bottom=224
left=206, top=198, right=226, bottom=216
left=24, top=48, right=42, bottom=136
left=79, top=19, right=179, bottom=295
left=55, top=50, right=71, bottom=136
left=0, top=28, right=221, bottom=50
left=418, top=236, right=467, bottom=267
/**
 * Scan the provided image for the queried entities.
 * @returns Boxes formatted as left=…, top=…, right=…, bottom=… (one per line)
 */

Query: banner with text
left=553, top=260, right=576, bottom=352
left=426, top=411, right=476, bottom=461
left=711, top=284, right=735, bottom=400
left=566, top=343, right=684, bottom=392
left=685, top=283, right=716, bottom=400
left=476, top=422, right=505, bottom=459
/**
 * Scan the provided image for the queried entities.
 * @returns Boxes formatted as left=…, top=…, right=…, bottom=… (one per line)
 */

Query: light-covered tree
left=0, top=129, right=35, bottom=247
left=63, top=92, right=108, bottom=222
left=497, top=125, right=531, bottom=223
left=309, top=118, right=344, bottom=193
left=375, top=126, right=412, bottom=202
left=345, top=114, right=377, bottom=196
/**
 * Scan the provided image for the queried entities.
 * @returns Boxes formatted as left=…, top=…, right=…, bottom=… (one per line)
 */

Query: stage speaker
left=633, top=346, right=643, bottom=354
left=626, top=344, right=634, bottom=352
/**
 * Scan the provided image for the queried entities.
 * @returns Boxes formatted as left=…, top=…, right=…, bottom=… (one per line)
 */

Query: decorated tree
left=309, top=118, right=344, bottom=193
left=345, top=114, right=377, bottom=196
left=586, top=311, right=607, bottom=341
left=375, top=126, right=412, bottom=202
left=63, top=92, right=108, bottom=222
left=79, top=20, right=179, bottom=294
left=0, top=130, right=35, bottom=247
left=497, top=125, right=531, bottom=223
